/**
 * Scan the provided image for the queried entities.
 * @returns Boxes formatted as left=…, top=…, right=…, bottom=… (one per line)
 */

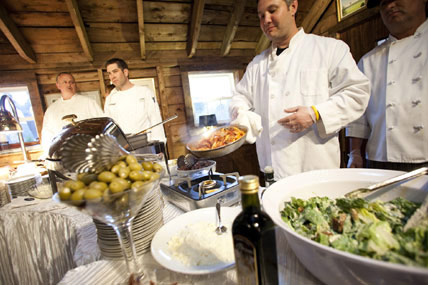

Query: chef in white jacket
left=104, top=58, right=166, bottom=143
left=230, top=0, right=370, bottom=180
left=347, top=0, right=428, bottom=171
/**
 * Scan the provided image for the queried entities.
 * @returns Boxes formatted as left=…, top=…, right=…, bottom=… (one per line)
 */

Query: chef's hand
left=347, top=149, right=363, bottom=168
left=278, top=106, right=315, bottom=133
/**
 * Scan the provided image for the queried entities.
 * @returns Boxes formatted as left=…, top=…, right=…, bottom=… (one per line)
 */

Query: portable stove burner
left=160, top=171, right=240, bottom=212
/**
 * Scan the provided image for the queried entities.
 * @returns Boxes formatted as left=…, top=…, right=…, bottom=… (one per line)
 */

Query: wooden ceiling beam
left=65, top=0, right=93, bottom=62
left=187, top=0, right=205, bottom=58
left=301, top=0, right=333, bottom=33
left=220, top=0, right=247, bottom=56
left=136, top=0, right=146, bottom=60
left=0, top=3, right=36, bottom=64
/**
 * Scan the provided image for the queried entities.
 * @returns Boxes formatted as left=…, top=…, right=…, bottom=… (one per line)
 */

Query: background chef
left=104, top=58, right=166, bottom=143
left=347, top=0, right=428, bottom=171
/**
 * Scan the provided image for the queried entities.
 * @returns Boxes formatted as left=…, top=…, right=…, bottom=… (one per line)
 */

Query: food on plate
left=58, top=154, right=163, bottom=206
left=167, top=221, right=235, bottom=266
left=281, top=196, right=428, bottom=267
left=189, top=126, right=245, bottom=151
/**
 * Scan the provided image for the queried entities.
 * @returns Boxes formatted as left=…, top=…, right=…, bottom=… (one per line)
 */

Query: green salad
left=281, top=197, right=428, bottom=267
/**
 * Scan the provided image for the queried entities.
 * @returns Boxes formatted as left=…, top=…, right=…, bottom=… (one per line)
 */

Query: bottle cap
left=239, top=175, right=259, bottom=194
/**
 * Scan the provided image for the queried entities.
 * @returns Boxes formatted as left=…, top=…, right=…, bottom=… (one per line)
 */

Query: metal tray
left=186, top=125, right=247, bottom=159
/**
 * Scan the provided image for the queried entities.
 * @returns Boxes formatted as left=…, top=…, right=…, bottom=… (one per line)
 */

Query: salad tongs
left=345, top=167, right=428, bottom=199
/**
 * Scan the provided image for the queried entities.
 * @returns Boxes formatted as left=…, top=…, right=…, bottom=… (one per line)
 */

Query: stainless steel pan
left=186, top=124, right=248, bottom=159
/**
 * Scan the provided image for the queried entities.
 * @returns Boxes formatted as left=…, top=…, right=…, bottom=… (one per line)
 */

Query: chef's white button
left=387, top=127, right=394, bottom=131
left=412, top=99, right=421, bottom=105
left=414, top=52, right=422, bottom=58
left=270, top=94, right=275, bottom=99
left=414, top=32, right=421, bottom=38
left=387, top=81, right=395, bottom=86
left=388, top=59, right=395, bottom=64
left=414, top=125, right=424, bottom=131
left=412, top=76, right=422, bottom=83
left=386, top=103, right=395, bottom=107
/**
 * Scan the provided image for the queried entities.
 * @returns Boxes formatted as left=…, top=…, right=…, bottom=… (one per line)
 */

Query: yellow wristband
left=311, top=105, right=320, bottom=121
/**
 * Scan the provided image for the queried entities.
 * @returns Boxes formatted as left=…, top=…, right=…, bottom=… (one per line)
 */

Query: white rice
left=167, top=221, right=235, bottom=266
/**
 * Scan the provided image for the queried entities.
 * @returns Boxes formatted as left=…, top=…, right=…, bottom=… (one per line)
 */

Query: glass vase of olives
left=54, top=154, right=165, bottom=284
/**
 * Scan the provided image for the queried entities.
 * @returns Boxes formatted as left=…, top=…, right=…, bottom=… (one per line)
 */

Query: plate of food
left=262, top=168, right=428, bottom=285
left=151, top=206, right=240, bottom=274
left=186, top=125, right=247, bottom=159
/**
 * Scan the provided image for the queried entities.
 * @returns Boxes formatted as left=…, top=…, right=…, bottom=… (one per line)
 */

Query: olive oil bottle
left=232, top=175, right=278, bottom=285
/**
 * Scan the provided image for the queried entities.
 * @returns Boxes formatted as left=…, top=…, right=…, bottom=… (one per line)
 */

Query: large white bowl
left=262, top=168, right=428, bottom=285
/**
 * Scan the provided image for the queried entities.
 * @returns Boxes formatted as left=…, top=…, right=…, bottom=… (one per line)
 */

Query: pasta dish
left=190, top=126, right=245, bottom=151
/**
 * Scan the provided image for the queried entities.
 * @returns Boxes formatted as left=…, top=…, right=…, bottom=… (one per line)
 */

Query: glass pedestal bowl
left=53, top=157, right=165, bottom=284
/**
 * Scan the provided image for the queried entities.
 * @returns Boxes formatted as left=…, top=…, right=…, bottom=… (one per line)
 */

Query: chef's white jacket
left=230, top=29, right=370, bottom=179
left=347, top=20, right=428, bottom=163
left=104, top=85, right=166, bottom=142
left=41, top=94, right=103, bottom=156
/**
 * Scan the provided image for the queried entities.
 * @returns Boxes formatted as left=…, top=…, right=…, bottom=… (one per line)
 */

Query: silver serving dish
left=186, top=125, right=247, bottom=159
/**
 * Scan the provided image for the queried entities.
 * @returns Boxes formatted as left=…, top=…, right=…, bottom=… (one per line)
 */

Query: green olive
left=84, top=188, right=103, bottom=200
left=59, top=187, right=72, bottom=201
left=149, top=172, right=160, bottom=181
left=69, top=180, right=85, bottom=191
left=109, top=180, right=127, bottom=193
left=118, top=166, right=130, bottom=179
left=70, top=189, right=85, bottom=205
left=89, top=181, right=108, bottom=192
left=64, top=180, right=75, bottom=189
left=141, top=161, right=153, bottom=171
left=152, top=163, right=163, bottom=173
left=110, top=164, right=121, bottom=174
left=131, top=180, right=146, bottom=190
left=126, top=155, right=138, bottom=165
left=98, top=171, right=116, bottom=183
left=111, top=177, right=130, bottom=189
left=116, top=160, right=127, bottom=168
left=141, top=170, right=153, bottom=181
left=78, top=173, right=98, bottom=185
left=129, top=170, right=145, bottom=181
left=129, top=162, right=143, bottom=171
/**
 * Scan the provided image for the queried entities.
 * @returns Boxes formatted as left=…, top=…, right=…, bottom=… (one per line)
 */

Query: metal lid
left=239, top=175, right=259, bottom=194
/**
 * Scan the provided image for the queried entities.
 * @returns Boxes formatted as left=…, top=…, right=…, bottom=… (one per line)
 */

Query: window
left=187, top=71, right=236, bottom=127
left=0, top=86, right=40, bottom=151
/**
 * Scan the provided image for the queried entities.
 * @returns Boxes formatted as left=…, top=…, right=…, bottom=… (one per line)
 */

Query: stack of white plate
left=0, top=181, right=12, bottom=207
left=5, top=174, right=39, bottom=198
left=94, top=186, right=164, bottom=260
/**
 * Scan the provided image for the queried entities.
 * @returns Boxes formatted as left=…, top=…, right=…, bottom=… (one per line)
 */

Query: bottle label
left=233, top=234, right=259, bottom=285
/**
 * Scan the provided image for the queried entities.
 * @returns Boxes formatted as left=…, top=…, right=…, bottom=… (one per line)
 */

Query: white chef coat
left=230, top=29, right=370, bottom=180
left=104, top=85, right=166, bottom=142
left=347, top=20, right=428, bottom=163
left=41, top=94, right=103, bottom=156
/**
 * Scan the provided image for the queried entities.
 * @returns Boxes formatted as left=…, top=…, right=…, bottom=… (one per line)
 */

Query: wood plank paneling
left=10, top=12, right=73, bottom=27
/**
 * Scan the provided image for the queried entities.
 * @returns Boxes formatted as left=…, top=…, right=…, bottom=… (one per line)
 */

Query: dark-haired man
left=229, top=0, right=370, bottom=180
left=347, top=0, right=428, bottom=171
left=104, top=58, right=166, bottom=142
left=41, top=72, right=103, bottom=155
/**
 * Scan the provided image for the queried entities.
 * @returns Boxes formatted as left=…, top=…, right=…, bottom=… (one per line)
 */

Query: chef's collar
left=388, top=18, right=428, bottom=42
left=270, top=28, right=305, bottom=57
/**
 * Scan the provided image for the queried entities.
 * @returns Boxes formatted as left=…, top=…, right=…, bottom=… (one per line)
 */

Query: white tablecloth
left=59, top=201, right=323, bottom=284
left=0, top=197, right=100, bottom=285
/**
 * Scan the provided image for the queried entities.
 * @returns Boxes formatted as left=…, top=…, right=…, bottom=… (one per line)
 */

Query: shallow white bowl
left=261, top=168, right=428, bottom=285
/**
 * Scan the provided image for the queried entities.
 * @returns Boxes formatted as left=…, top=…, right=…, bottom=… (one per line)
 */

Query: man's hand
left=278, top=106, right=315, bottom=133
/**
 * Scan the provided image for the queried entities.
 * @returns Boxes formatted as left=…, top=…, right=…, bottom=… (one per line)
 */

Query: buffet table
left=59, top=200, right=323, bottom=284
left=0, top=197, right=100, bottom=285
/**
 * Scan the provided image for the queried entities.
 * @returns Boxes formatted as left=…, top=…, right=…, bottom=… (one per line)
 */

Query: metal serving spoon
left=215, top=202, right=227, bottom=235
left=345, top=167, right=428, bottom=199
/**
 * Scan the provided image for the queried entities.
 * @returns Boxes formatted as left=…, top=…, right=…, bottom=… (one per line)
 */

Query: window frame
left=0, top=72, right=44, bottom=153
left=181, top=69, right=240, bottom=129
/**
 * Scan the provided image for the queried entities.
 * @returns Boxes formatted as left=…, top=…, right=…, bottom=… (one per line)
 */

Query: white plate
left=262, top=168, right=428, bottom=285
left=151, top=206, right=241, bottom=275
